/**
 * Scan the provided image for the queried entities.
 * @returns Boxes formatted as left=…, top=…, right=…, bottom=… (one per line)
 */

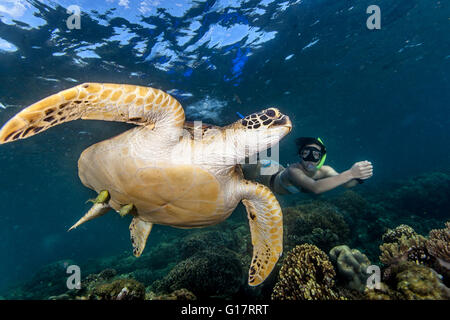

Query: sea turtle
left=0, top=83, right=292, bottom=286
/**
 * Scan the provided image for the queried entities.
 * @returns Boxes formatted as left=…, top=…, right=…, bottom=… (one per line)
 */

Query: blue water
left=0, top=0, right=449, bottom=294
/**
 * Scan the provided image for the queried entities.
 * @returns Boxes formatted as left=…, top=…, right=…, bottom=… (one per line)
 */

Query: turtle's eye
left=266, top=109, right=276, bottom=117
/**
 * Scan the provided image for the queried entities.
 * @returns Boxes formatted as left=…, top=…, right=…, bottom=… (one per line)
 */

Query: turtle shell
left=78, top=128, right=226, bottom=228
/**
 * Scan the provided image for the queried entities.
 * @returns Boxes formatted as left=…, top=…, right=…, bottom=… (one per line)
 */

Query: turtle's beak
left=270, top=115, right=292, bottom=133
left=284, top=115, right=292, bottom=132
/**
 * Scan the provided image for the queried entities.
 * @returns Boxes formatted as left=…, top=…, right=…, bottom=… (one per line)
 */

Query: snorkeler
left=242, top=137, right=373, bottom=195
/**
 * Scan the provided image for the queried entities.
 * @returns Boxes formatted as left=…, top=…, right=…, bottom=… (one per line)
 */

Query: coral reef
left=385, top=172, right=450, bottom=220
left=4, top=259, right=76, bottom=300
left=394, top=262, right=448, bottom=300
left=426, top=221, right=450, bottom=269
left=48, top=268, right=146, bottom=300
left=271, top=244, right=344, bottom=300
left=2, top=171, right=449, bottom=301
left=178, top=230, right=240, bottom=260
left=329, top=245, right=371, bottom=292
left=283, top=201, right=350, bottom=252
left=364, top=221, right=450, bottom=300
left=365, top=262, right=449, bottom=300
left=331, top=190, right=369, bottom=218
left=382, top=225, right=417, bottom=244
left=379, top=234, right=430, bottom=266
left=147, top=288, right=197, bottom=300
left=329, top=190, right=388, bottom=262
left=90, top=278, right=145, bottom=300
left=378, top=225, right=440, bottom=287
left=151, top=248, right=244, bottom=298
left=364, top=283, right=398, bottom=300
left=84, top=268, right=117, bottom=284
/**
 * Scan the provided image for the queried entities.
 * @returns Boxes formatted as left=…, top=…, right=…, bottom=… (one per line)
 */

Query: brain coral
left=271, top=244, right=344, bottom=300
left=329, top=245, right=371, bottom=292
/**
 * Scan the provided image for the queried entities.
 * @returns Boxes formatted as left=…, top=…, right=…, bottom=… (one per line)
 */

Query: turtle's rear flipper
left=68, top=190, right=111, bottom=231
left=240, top=180, right=283, bottom=286
left=129, top=217, right=153, bottom=257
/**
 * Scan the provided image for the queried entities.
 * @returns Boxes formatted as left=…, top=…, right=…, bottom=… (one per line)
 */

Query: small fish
left=285, top=54, right=295, bottom=60
left=0, top=102, right=17, bottom=109
left=233, top=94, right=242, bottom=104
left=64, top=77, right=78, bottom=82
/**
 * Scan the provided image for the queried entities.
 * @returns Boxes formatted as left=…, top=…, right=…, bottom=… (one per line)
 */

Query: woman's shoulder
left=287, top=162, right=303, bottom=173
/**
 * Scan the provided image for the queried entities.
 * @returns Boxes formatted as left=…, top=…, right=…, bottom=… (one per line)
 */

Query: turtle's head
left=240, top=108, right=291, bottom=134
left=227, top=107, right=292, bottom=157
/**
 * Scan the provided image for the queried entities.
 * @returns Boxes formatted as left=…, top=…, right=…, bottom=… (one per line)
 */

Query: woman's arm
left=287, top=166, right=354, bottom=194
left=320, top=166, right=359, bottom=188
left=287, top=161, right=373, bottom=194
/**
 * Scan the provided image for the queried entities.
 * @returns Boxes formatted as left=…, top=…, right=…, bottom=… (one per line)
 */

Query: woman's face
left=300, top=143, right=322, bottom=172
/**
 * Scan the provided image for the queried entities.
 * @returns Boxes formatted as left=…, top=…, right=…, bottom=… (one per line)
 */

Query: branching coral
left=271, top=244, right=344, bottom=300
left=382, top=225, right=417, bottom=244
left=371, top=222, right=450, bottom=299
left=426, top=221, right=450, bottom=269
left=379, top=234, right=430, bottom=266
left=329, top=245, right=371, bottom=292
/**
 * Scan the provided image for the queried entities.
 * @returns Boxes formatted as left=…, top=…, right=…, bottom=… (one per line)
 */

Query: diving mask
left=300, top=146, right=323, bottom=162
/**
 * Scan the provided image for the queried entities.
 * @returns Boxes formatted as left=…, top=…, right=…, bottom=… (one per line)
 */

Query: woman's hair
left=295, top=137, right=326, bottom=155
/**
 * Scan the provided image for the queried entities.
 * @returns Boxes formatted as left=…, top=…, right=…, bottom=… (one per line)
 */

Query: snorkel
left=315, top=137, right=327, bottom=169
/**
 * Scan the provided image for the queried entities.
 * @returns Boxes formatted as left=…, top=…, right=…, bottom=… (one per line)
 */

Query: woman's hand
left=349, top=161, right=373, bottom=180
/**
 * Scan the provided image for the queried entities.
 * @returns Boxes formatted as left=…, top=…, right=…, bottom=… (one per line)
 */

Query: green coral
left=391, top=262, right=448, bottom=300
left=271, top=244, right=344, bottom=300
left=329, top=245, right=371, bottom=292
left=178, top=230, right=240, bottom=259
left=90, top=278, right=145, bottom=300
left=365, top=262, right=449, bottom=300
left=151, top=248, right=244, bottom=298
left=364, top=283, right=399, bottom=300
left=147, top=288, right=197, bottom=300
left=4, top=259, right=76, bottom=300
left=386, top=172, right=450, bottom=219
left=283, top=201, right=350, bottom=252
left=331, top=190, right=369, bottom=218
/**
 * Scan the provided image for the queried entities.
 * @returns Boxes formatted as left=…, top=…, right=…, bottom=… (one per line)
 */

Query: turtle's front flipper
left=0, top=83, right=185, bottom=144
left=129, top=217, right=153, bottom=257
left=68, top=190, right=111, bottom=231
left=240, top=180, right=283, bottom=286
